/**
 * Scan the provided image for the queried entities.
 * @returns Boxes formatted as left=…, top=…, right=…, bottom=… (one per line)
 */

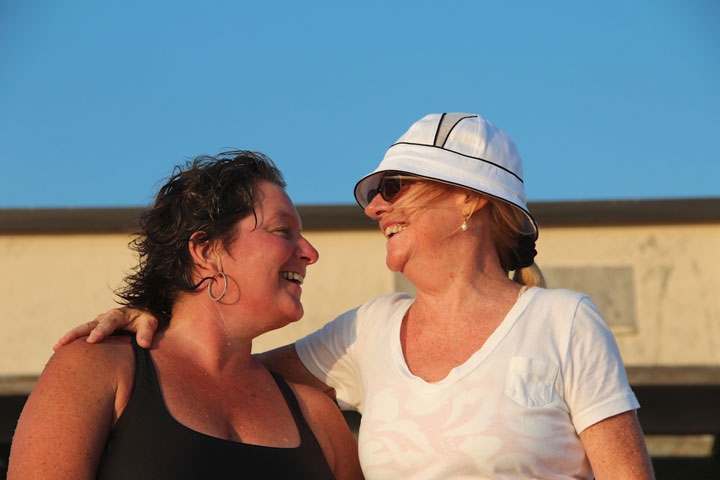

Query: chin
left=265, top=303, right=304, bottom=328
left=285, top=304, right=304, bottom=323
left=385, top=253, right=407, bottom=273
left=264, top=314, right=303, bottom=335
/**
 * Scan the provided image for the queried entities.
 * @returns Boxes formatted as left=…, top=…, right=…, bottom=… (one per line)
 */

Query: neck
left=405, top=232, right=521, bottom=324
left=157, top=294, right=256, bottom=375
left=408, top=226, right=511, bottom=287
left=413, top=270, right=518, bottom=313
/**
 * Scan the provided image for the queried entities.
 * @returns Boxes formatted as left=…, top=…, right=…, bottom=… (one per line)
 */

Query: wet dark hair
left=115, top=150, right=286, bottom=327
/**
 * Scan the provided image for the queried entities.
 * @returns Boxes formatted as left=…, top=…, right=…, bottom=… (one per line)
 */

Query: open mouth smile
left=384, top=224, right=408, bottom=238
left=280, top=271, right=304, bottom=285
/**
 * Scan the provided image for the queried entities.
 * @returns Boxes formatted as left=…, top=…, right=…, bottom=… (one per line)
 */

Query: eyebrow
left=267, top=211, right=303, bottom=230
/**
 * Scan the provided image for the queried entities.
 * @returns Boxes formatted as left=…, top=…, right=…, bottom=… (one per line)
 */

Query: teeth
left=280, top=271, right=304, bottom=284
left=384, top=224, right=408, bottom=237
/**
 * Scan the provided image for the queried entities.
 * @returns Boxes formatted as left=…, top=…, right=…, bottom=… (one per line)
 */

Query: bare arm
left=8, top=339, right=133, bottom=479
left=255, top=343, right=335, bottom=397
left=53, top=307, right=158, bottom=351
left=579, top=410, right=655, bottom=480
left=291, top=383, right=363, bottom=480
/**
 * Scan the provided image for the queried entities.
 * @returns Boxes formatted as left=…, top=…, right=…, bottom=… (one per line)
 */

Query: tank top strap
left=127, top=335, right=165, bottom=405
left=269, top=371, right=315, bottom=443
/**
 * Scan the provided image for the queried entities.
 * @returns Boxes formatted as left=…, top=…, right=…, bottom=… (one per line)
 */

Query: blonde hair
left=487, top=199, right=545, bottom=287
left=391, top=178, right=545, bottom=287
left=391, top=179, right=466, bottom=235
left=391, top=177, right=451, bottom=208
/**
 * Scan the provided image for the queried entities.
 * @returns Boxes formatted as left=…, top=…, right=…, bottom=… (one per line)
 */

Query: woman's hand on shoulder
left=53, top=306, right=159, bottom=351
left=290, top=382, right=363, bottom=480
left=8, top=336, right=135, bottom=479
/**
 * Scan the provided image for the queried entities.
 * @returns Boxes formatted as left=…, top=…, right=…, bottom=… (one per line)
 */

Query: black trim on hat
left=432, top=113, right=446, bottom=147
left=388, top=142, right=524, bottom=183
left=434, top=113, right=478, bottom=148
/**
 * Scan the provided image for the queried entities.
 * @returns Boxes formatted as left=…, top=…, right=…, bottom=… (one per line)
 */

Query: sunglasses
left=366, top=174, right=417, bottom=206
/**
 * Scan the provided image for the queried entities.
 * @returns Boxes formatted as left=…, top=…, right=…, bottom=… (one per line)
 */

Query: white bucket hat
left=354, top=112, right=538, bottom=240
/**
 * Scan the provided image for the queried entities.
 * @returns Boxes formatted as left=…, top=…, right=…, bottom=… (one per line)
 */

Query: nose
left=298, top=236, right=319, bottom=265
left=364, top=191, right=391, bottom=220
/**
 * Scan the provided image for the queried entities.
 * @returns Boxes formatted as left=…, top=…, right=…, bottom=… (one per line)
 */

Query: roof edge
left=1, top=198, right=718, bottom=233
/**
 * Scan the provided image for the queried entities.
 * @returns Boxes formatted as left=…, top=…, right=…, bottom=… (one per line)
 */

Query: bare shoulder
left=38, top=334, right=136, bottom=416
left=51, top=333, right=134, bottom=362
left=8, top=336, right=136, bottom=478
left=287, top=381, right=363, bottom=480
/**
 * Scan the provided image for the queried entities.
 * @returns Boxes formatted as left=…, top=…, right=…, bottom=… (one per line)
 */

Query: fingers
left=135, top=314, right=158, bottom=349
left=86, top=309, right=127, bottom=344
left=53, top=320, right=99, bottom=352
left=52, top=307, right=160, bottom=352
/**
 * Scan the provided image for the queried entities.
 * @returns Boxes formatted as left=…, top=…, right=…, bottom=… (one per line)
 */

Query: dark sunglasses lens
left=380, top=178, right=403, bottom=201
left=366, top=176, right=409, bottom=205
left=366, top=188, right=379, bottom=206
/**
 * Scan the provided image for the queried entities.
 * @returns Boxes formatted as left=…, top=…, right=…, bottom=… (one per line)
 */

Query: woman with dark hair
left=9, top=151, right=362, bottom=479
left=56, top=114, right=654, bottom=479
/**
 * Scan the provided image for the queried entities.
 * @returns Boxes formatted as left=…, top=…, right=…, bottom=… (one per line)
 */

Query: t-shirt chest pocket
left=505, top=356, right=559, bottom=408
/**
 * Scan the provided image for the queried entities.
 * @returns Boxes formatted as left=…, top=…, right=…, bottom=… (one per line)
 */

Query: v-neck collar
left=390, top=287, right=537, bottom=386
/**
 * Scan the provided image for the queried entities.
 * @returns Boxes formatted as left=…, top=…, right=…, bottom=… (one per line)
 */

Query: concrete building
left=2, top=198, right=719, bottom=476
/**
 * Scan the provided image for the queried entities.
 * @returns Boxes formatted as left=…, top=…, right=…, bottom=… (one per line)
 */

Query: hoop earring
left=208, top=272, right=228, bottom=301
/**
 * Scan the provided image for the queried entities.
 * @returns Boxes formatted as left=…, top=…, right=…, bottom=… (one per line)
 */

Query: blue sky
left=1, top=1, right=718, bottom=208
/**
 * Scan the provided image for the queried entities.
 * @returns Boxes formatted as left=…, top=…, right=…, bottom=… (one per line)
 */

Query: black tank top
left=96, top=338, right=335, bottom=479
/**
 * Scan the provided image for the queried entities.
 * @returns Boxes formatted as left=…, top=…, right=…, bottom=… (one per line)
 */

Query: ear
left=188, top=231, right=222, bottom=277
left=460, top=193, right=489, bottom=216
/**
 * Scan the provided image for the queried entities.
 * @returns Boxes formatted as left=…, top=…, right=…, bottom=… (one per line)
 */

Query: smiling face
left=364, top=179, right=470, bottom=277
left=218, top=181, right=318, bottom=334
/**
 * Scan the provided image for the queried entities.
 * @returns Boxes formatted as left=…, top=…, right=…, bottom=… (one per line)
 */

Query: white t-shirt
left=296, top=287, right=639, bottom=479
